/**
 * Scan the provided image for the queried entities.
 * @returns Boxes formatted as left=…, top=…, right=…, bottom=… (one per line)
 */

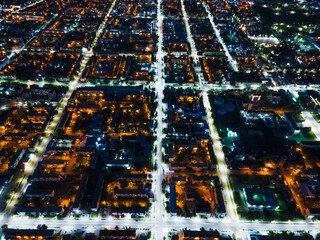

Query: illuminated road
left=301, top=111, right=320, bottom=140
left=0, top=0, right=46, bottom=22
left=180, top=0, right=199, bottom=65
left=202, top=1, right=239, bottom=72
left=5, top=97, right=67, bottom=214
left=179, top=2, right=242, bottom=238
left=281, top=166, right=308, bottom=218
left=180, top=0, right=238, bottom=223
left=202, top=92, right=240, bottom=222
left=0, top=214, right=319, bottom=234
left=153, top=0, right=165, bottom=239
left=0, top=13, right=58, bottom=70
left=3, top=0, right=118, bottom=216
left=1, top=0, right=320, bottom=238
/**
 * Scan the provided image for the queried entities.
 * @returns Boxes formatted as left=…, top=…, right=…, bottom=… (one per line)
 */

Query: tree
left=1, top=224, right=8, bottom=231
left=301, top=232, right=314, bottom=240
left=37, top=224, right=47, bottom=230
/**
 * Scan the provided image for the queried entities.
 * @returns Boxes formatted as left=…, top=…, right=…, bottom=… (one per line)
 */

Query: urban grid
left=0, top=0, right=319, bottom=240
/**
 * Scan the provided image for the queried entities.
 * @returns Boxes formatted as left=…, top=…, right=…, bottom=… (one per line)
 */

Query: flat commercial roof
left=4, top=229, right=55, bottom=239
left=244, top=188, right=279, bottom=208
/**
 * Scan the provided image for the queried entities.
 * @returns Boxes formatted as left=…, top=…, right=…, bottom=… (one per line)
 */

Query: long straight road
left=153, top=0, right=166, bottom=239
left=0, top=214, right=319, bottom=233
left=3, top=0, right=118, bottom=217
left=180, top=0, right=239, bottom=224
left=178, top=2, right=242, bottom=238
left=202, top=1, right=239, bottom=72
left=0, top=0, right=319, bottom=238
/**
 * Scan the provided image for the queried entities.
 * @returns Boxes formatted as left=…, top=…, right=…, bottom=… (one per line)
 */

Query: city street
left=0, top=214, right=319, bottom=235
left=3, top=0, right=119, bottom=217
left=301, top=111, right=320, bottom=140
left=0, top=0, right=319, bottom=239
